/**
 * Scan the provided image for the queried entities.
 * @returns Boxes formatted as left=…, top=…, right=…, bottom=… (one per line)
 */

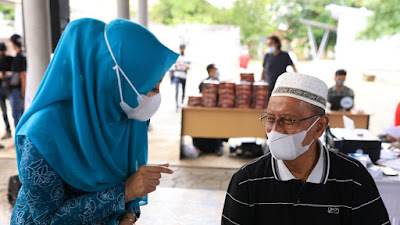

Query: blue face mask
left=215, top=70, right=220, bottom=78
left=267, top=46, right=276, bottom=53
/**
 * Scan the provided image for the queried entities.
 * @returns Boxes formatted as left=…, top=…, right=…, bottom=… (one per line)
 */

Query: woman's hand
left=125, top=163, right=173, bottom=202
left=119, top=213, right=136, bottom=225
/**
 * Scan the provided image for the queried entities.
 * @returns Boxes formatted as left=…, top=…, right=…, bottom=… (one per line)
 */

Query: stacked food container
left=235, top=81, right=252, bottom=108
left=251, top=81, right=269, bottom=109
left=188, top=73, right=269, bottom=109
left=218, top=81, right=235, bottom=108
left=201, top=80, right=219, bottom=107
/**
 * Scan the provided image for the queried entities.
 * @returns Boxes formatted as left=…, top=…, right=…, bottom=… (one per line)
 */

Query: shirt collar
left=271, top=140, right=330, bottom=184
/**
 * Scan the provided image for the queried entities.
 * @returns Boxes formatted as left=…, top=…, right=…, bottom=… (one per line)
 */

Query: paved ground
left=0, top=157, right=236, bottom=223
left=138, top=187, right=226, bottom=225
left=158, top=166, right=235, bottom=191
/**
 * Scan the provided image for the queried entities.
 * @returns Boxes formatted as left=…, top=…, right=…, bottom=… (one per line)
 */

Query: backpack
left=8, top=174, right=22, bottom=206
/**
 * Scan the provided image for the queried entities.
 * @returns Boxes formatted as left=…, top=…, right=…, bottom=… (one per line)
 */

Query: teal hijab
left=15, top=18, right=178, bottom=206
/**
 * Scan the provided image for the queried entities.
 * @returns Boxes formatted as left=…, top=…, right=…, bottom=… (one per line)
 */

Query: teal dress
left=11, top=136, right=138, bottom=224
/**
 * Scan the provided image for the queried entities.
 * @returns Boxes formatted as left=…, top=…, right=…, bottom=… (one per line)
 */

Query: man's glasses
left=259, top=113, right=324, bottom=130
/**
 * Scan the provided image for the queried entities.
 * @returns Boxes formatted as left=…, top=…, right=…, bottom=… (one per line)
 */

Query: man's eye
left=266, top=117, right=275, bottom=122
left=282, top=118, right=294, bottom=125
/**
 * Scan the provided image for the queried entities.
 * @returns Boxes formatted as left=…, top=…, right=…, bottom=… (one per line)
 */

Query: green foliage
left=0, top=4, right=15, bottom=23
left=359, top=0, right=400, bottom=40
left=217, top=0, right=275, bottom=42
left=150, top=0, right=399, bottom=54
left=150, top=0, right=219, bottom=25
left=150, top=0, right=276, bottom=45
left=269, top=0, right=368, bottom=50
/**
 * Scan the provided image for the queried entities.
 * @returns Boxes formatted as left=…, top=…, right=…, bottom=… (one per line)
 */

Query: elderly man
left=222, top=72, right=389, bottom=225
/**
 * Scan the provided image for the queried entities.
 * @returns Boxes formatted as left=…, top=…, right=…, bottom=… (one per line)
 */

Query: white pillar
left=117, top=0, right=130, bottom=19
left=138, top=0, right=148, bottom=27
left=22, top=0, right=52, bottom=106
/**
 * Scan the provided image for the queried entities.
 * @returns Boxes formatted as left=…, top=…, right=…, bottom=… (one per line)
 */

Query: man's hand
left=261, top=68, right=265, bottom=81
left=20, top=71, right=26, bottom=98
left=292, top=64, right=298, bottom=73
left=125, top=164, right=173, bottom=202
left=389, top=141, right=400, bottom=149
left=380, top=134, right=398, bottom=143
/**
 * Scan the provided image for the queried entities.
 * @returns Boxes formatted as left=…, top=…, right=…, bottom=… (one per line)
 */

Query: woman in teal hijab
left=11, top=18, right=178, bottom=225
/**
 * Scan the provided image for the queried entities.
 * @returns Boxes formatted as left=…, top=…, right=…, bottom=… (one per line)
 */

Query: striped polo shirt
left=222, top=141, right=390, bottom=225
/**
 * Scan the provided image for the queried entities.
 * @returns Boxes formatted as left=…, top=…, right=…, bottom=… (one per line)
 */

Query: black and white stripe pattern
left=222, top=147, right=390, bottom=225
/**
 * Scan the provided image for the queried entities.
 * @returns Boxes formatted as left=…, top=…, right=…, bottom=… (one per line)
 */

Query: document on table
left=379, top=158, right=400, bottom=171
left=343, top=115, right=355, bottom=130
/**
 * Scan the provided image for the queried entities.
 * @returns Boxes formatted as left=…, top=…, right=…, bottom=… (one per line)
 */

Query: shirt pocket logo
left=327, top=207, right=340, bottom=214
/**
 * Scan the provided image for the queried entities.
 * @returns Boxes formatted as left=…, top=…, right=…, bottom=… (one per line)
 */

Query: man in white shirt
left=172, top=44, right=190, bottom=111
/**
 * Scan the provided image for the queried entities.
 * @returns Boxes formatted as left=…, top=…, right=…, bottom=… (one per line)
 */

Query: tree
left=150, top=0, right=219, bottom=25
left=0, top=4, right=15, bottom=25
left=268, top=0, right=370, bottom=50
left=149, top=0, right=383, bottom=57
left=150, top=0, right=276, bottom=55
left=359, top=0, right=400, bottom=40
left=216, top=0, right=275, bottom=43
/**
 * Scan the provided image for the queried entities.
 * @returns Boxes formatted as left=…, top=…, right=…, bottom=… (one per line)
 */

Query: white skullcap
left=271, top=72, right=328, bottom=109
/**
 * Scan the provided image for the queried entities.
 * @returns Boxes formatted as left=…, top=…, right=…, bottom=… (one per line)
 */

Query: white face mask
left=104, top=24, right=161, bottom=121
left=267, top=117, right=320, bottom=160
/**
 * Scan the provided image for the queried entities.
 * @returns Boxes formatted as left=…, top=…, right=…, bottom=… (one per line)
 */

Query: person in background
left=239, top=47, right=250, bottom=69
left=9, top=34, right=26, bottom=128
left=194, top=64, right=224, bottom=156
left=222, top=72, right=389, bottom=225
left=173, top=44, right=190, bottom=111
left=199, top=63, right=219, bottom=92
left=11, top=18, right=178, bottom=225
left=261, top=35, right=297, bottom=93
left=327, top=69, right=355, bottom=111
left=380, top=101, right=400, bottom=147
left=0, top=42, right=12, bottom=140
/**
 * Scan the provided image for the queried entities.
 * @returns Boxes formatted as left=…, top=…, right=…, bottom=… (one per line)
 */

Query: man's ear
left=315, top=116, right=329, bottom=138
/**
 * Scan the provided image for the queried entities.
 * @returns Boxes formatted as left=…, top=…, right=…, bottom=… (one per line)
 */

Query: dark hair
left=335, top=69, right=347, bottom=76
left=10, top=34, right=22, bottom=48
left=0, top=42, right=7, bottom=51
left=0, top=42, right=6, bottom=51
left=179, top=44, right=186, bottom=49
left=206, top=64, right=215, bottom=73
left=267, top=35, right=281, bottom=50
